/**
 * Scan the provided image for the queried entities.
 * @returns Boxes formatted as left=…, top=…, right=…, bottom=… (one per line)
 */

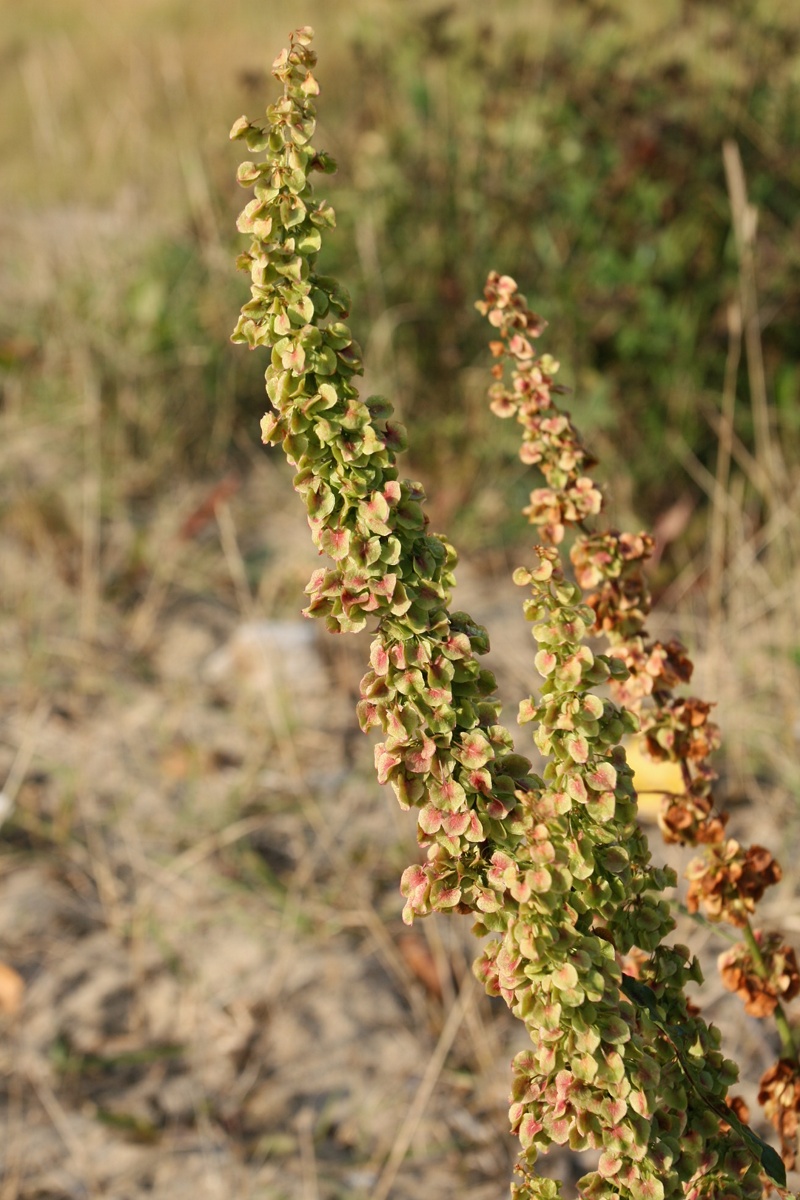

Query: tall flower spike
left=480, top=270, right=793, bottom=1193
left=232, top=33, right=785, bottom=1198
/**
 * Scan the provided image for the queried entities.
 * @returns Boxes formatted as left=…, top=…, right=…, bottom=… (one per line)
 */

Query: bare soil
left=1, top=446, right=798, bottom=1199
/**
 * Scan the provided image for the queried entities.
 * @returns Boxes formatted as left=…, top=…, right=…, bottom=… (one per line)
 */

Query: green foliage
left=7, top=1, right=800, bottom=555
left=329, top=2, right=800, bottom=533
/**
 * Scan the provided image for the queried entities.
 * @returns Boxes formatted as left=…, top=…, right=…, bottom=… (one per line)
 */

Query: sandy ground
left=1, top=445, right=798, bottom=1199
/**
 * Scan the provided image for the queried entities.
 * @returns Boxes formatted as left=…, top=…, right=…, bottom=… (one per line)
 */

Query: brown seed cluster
left=758, top=1059, right=800, bottom=1170
left=658, top=788, right=727, bottom=846
left=718, top=933, right=800, bottom=1017
left=686, top=841, right=782, bottom=928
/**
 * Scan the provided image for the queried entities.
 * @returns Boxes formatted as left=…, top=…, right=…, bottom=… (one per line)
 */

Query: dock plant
left=231, top=27, right=798, bottom=1198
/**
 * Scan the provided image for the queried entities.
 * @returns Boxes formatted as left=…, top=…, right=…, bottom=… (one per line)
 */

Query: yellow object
left=625, top=738, right=684, bottom=821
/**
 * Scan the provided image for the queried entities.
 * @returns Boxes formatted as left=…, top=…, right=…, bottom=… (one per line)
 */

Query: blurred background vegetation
left=1, top=0, right=799, bottom=774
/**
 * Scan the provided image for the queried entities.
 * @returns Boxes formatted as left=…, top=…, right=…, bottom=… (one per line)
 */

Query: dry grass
left=661, top=141, right=800, bottom=815
left=2, top=421, right=798, bottom=1197
left=0, top=437, right=530, bottom=1199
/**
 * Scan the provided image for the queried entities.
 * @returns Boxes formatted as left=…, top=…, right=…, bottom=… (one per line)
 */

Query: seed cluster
left=480, top=270, right=798, bottom=1184
left=232, top=29, right=788, bottom=1197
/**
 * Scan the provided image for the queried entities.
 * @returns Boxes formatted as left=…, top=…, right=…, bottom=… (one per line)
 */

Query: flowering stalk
left=232, top=29, right=788, bottom=1198
left=479, top=269, right=800, bottom=1178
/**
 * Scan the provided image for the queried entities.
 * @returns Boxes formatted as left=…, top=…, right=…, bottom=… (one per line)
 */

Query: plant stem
left=742, top=919, right=800, bottom=1062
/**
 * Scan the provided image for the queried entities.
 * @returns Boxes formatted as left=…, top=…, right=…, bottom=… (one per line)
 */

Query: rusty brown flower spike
left=231, top=30, right=795, bottom=1197
left=760, top=1061, right=800, bottom=1172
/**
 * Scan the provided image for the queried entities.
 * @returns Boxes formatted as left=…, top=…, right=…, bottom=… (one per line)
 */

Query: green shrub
left=328, top=2, right=800, bottom=540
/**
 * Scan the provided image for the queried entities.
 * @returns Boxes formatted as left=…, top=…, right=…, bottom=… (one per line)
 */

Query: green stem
left=742, top=919, right=800, bottom=1062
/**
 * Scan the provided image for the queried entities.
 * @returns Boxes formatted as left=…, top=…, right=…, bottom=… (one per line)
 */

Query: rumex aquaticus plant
left=230, top=28, right=798, bottom=1199
left=477, top=272, right=800, bottom=1176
